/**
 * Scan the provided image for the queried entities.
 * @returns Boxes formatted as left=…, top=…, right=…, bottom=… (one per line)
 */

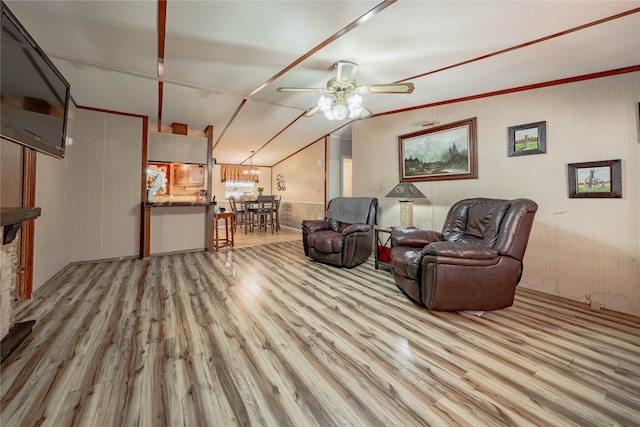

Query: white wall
left=353, top=72, right=640, bottom=316
left=33, top=105, right=76, bottom=292
left=273, top=139, right=326, bottom=205
left=327, top=134, right=352, bottom=201
left=272, top=139, right=326, bottom=226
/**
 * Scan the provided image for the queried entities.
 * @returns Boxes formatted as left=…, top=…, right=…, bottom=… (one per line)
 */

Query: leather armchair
left=302, top=197, right=378, bottom=268
left=390, top=198, right=537, bottom=311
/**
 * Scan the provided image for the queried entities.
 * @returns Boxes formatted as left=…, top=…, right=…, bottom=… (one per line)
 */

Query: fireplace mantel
left=1, top=207, right=41, bottom=244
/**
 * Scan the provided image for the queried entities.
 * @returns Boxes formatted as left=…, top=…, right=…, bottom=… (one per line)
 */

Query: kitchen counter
left=144, top=201, right=213, bottom=207
left=141, top=201, right=216, bottom=257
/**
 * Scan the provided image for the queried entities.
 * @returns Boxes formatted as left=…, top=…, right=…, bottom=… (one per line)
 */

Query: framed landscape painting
left=398, top=117, right=477, bottom=182
left=508, top=121, right=546, bottom=156
left=568, top=159, right=622, bottom=198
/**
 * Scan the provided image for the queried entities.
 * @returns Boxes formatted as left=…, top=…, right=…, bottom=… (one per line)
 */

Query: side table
left=374, top=226, right=392, bottom=271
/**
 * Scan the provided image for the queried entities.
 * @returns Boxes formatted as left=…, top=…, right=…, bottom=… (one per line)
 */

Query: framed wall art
left=147, top=162, right=170, bottom=195
left=398, top=117, right=477, bottom=182
left=508, top=121, right=546, bottom=156
left=567, top=159, right=622, bottom=198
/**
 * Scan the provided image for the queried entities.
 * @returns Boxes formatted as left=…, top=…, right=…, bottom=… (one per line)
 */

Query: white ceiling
left=5, top=1, right=639, bottom=167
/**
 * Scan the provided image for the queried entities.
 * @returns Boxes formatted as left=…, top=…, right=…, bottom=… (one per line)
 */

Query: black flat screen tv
left=1, top=1, right=70, bottom=158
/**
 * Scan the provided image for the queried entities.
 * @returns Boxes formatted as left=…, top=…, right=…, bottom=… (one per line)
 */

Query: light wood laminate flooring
left=1, top=240, right=639, bottom=426
left=233, top=225, right=300, bottom=248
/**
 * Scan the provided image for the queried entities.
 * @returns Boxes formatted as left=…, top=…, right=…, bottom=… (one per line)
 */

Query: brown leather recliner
left=390, top=198, right=538, bottom=311
left=302, top=197, right=378, bottom=268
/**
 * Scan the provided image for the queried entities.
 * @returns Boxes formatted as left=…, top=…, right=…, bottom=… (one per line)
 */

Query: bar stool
left=214, top=211, right=234, bottom=251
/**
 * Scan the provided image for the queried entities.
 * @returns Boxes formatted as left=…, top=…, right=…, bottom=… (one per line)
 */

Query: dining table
left=239, top=195, right=279, bottom=234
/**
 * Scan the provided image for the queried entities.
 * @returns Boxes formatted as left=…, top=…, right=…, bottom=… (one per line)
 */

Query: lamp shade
left=386, top=182, right=425, bottom=227
left=385, top=182, right=426, bottom=200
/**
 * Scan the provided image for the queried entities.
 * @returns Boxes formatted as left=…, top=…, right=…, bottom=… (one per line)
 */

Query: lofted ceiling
left=5, top=1, right=640, bottom=168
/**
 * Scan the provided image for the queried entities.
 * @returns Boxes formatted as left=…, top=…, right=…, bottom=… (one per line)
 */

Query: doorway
left=342, top=156, right=352, bottom=197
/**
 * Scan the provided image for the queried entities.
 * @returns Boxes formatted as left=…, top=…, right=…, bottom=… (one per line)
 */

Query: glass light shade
left=318, top=95, right=332, bottom=112
left=316, top=92, right=365, bottom=120
left=347, top=93, right=362, bottom=108
left=348, top=105, right=362, bottom=118
left=332, top=103, right=348, bottom=120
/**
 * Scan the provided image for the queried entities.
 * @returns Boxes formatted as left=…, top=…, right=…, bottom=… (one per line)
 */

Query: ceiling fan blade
left=356, top=82, right=415, bottom=94
left=336, top=61, right=358, bottom=83
left=304, top=105, right=320, bottom=117
left=276, top=87, right=330, bottom=93
left=360, top=106, right=372, bottom=118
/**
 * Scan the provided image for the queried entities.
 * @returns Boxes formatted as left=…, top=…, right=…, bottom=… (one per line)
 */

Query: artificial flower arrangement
left=256, top=185, right=265, bottom=193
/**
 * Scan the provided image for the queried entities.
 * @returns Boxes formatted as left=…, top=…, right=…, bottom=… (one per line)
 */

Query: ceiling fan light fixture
left=278, top=61, right=413, bottom=120
left=317, top=92, right=364, bottom=121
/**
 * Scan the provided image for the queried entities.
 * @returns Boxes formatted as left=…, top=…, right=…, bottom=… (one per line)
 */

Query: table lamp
left=385, top=182, right=426, bottom=227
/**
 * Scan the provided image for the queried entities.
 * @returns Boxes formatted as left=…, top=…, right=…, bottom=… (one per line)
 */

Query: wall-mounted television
left=1, top=1, right=70, bottom=159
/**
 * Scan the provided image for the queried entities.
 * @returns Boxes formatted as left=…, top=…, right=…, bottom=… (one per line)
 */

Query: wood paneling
left=149, top=206, right=207, bottom=254
left=70, top=109, right=143, bottom=262
left=0, top=138, right=23, bottom=207
left=147, top=132, right=207, bottom=164
left=101, top=114, right=143, bottom=259
left=2, top=241, right=638, bottom=426
left=19, top=148, right=36, bottom=299
left=279, top=201, right=324, bottom=229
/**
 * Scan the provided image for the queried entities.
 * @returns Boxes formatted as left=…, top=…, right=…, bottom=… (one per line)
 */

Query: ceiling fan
left=277, top=61, right=415, bottom=120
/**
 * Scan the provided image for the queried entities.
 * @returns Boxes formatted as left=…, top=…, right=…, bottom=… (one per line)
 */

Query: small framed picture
left=567, top=159, right=622, bottom=199
left=508, top=121, right=546, bottom=156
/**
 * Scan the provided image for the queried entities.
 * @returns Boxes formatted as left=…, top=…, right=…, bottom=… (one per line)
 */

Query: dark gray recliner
left=302, top=197, right=378, bottom=268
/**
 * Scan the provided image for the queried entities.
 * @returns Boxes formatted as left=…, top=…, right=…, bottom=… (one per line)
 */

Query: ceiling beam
left=246, top=0, right=397, bottom=99
left=399, top=6, right=640, bottom=83
left=218, top=0, right=398, bottom=163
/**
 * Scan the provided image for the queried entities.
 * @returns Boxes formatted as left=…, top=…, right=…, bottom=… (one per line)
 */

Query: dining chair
left=272, top=195, right=281, bottom=231
left=228, top=196, right=245, bottom=232
left=255, top=195, right=276, bottom=233
left=241, top=196, right=260, bottom=233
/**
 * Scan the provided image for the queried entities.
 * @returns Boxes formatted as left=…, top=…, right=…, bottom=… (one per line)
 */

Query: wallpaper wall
left=352, top=72, right=640, bottom=316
